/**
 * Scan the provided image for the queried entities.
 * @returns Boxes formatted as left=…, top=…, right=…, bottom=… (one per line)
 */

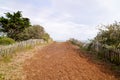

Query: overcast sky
left=0, top=0, right=120, bottom=41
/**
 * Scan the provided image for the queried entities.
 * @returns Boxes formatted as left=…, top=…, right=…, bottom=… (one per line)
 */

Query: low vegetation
left=68, top=38, right=83, bottom=48
left=0, top=41, right=48, bottom=80
left=0, top=37, right=15, bottom=45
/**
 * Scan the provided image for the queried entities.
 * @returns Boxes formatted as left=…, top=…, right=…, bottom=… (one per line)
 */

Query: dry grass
left=0, top=44, right=47, bottom=80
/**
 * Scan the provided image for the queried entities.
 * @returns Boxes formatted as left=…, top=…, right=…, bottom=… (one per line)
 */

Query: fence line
left=0, top=39, right=46, bottom=57
left=90, top=42, right=120, bottom=65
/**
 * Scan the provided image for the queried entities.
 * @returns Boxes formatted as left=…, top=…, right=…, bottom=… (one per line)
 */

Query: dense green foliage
left=17, top=25, right=51, bottom=41
left=95, top=22, right=120, bottom=49
left=86, top=22, right=120, bottom=51
left=0, top=37, right=15, bottom=45
left=85, top=22, right=120, bottom=65
left=0, top=11, right=30, bottom=41
left=69, top=38, right=83, bottom=47
left=42, top=33, right=51, bottom=41
left=0, top=11, right=51, bottom=42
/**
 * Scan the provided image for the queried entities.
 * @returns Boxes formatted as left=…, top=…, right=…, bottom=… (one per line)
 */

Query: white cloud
left=40, top=21, right=98, bottom=41
left=0, top=0, right=120, bottom=41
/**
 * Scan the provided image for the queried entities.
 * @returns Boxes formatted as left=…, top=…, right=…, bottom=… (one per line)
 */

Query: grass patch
left=0, top=73, right=5, bottom=80
left=0, top=42, right=49, bottom=80
left=0, top=37, right=15, bottom=45
left=0, top=53, right=13, bottom=63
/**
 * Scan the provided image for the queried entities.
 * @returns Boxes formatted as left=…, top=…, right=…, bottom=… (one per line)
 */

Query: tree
left=0, top=11, right=30, bottom=41
left=17, top=25, right=50, bottom=41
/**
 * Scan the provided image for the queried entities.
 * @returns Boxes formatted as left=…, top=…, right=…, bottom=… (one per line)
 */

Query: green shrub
left=17, top=25, right=51, bottom=41
left=95, top=22, right=120, bottom=48
left=69, top=38, right=83, bottom=48
left=0, top=37, right=15, bottom=45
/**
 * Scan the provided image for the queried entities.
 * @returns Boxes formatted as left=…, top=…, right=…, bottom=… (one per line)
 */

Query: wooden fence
left=0, top=39, right=46, bottom=57
left=90, top=42, right=120, bottom=65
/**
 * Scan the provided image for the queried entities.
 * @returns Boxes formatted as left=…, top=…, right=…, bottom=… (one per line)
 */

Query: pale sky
left=0, top=0, right=120, bottom=41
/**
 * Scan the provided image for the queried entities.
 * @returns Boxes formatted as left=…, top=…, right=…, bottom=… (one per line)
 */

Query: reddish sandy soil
left=23, top=42, right=117, bottom=80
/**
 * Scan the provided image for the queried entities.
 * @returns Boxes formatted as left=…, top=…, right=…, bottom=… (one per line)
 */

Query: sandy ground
left=23, top=42, right=117, bottom=80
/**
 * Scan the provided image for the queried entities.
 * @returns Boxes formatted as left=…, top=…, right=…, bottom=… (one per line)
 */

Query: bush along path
left=23, top=42, right=117, bottom=80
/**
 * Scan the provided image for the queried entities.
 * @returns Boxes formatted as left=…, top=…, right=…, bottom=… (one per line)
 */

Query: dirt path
left=23, top=42, right=117, bottom=80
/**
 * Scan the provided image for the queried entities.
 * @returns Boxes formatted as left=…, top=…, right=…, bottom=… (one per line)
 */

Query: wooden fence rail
left=91, top=42, right=120, bottom=65
left=0, top=39, right=46, bottom=57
